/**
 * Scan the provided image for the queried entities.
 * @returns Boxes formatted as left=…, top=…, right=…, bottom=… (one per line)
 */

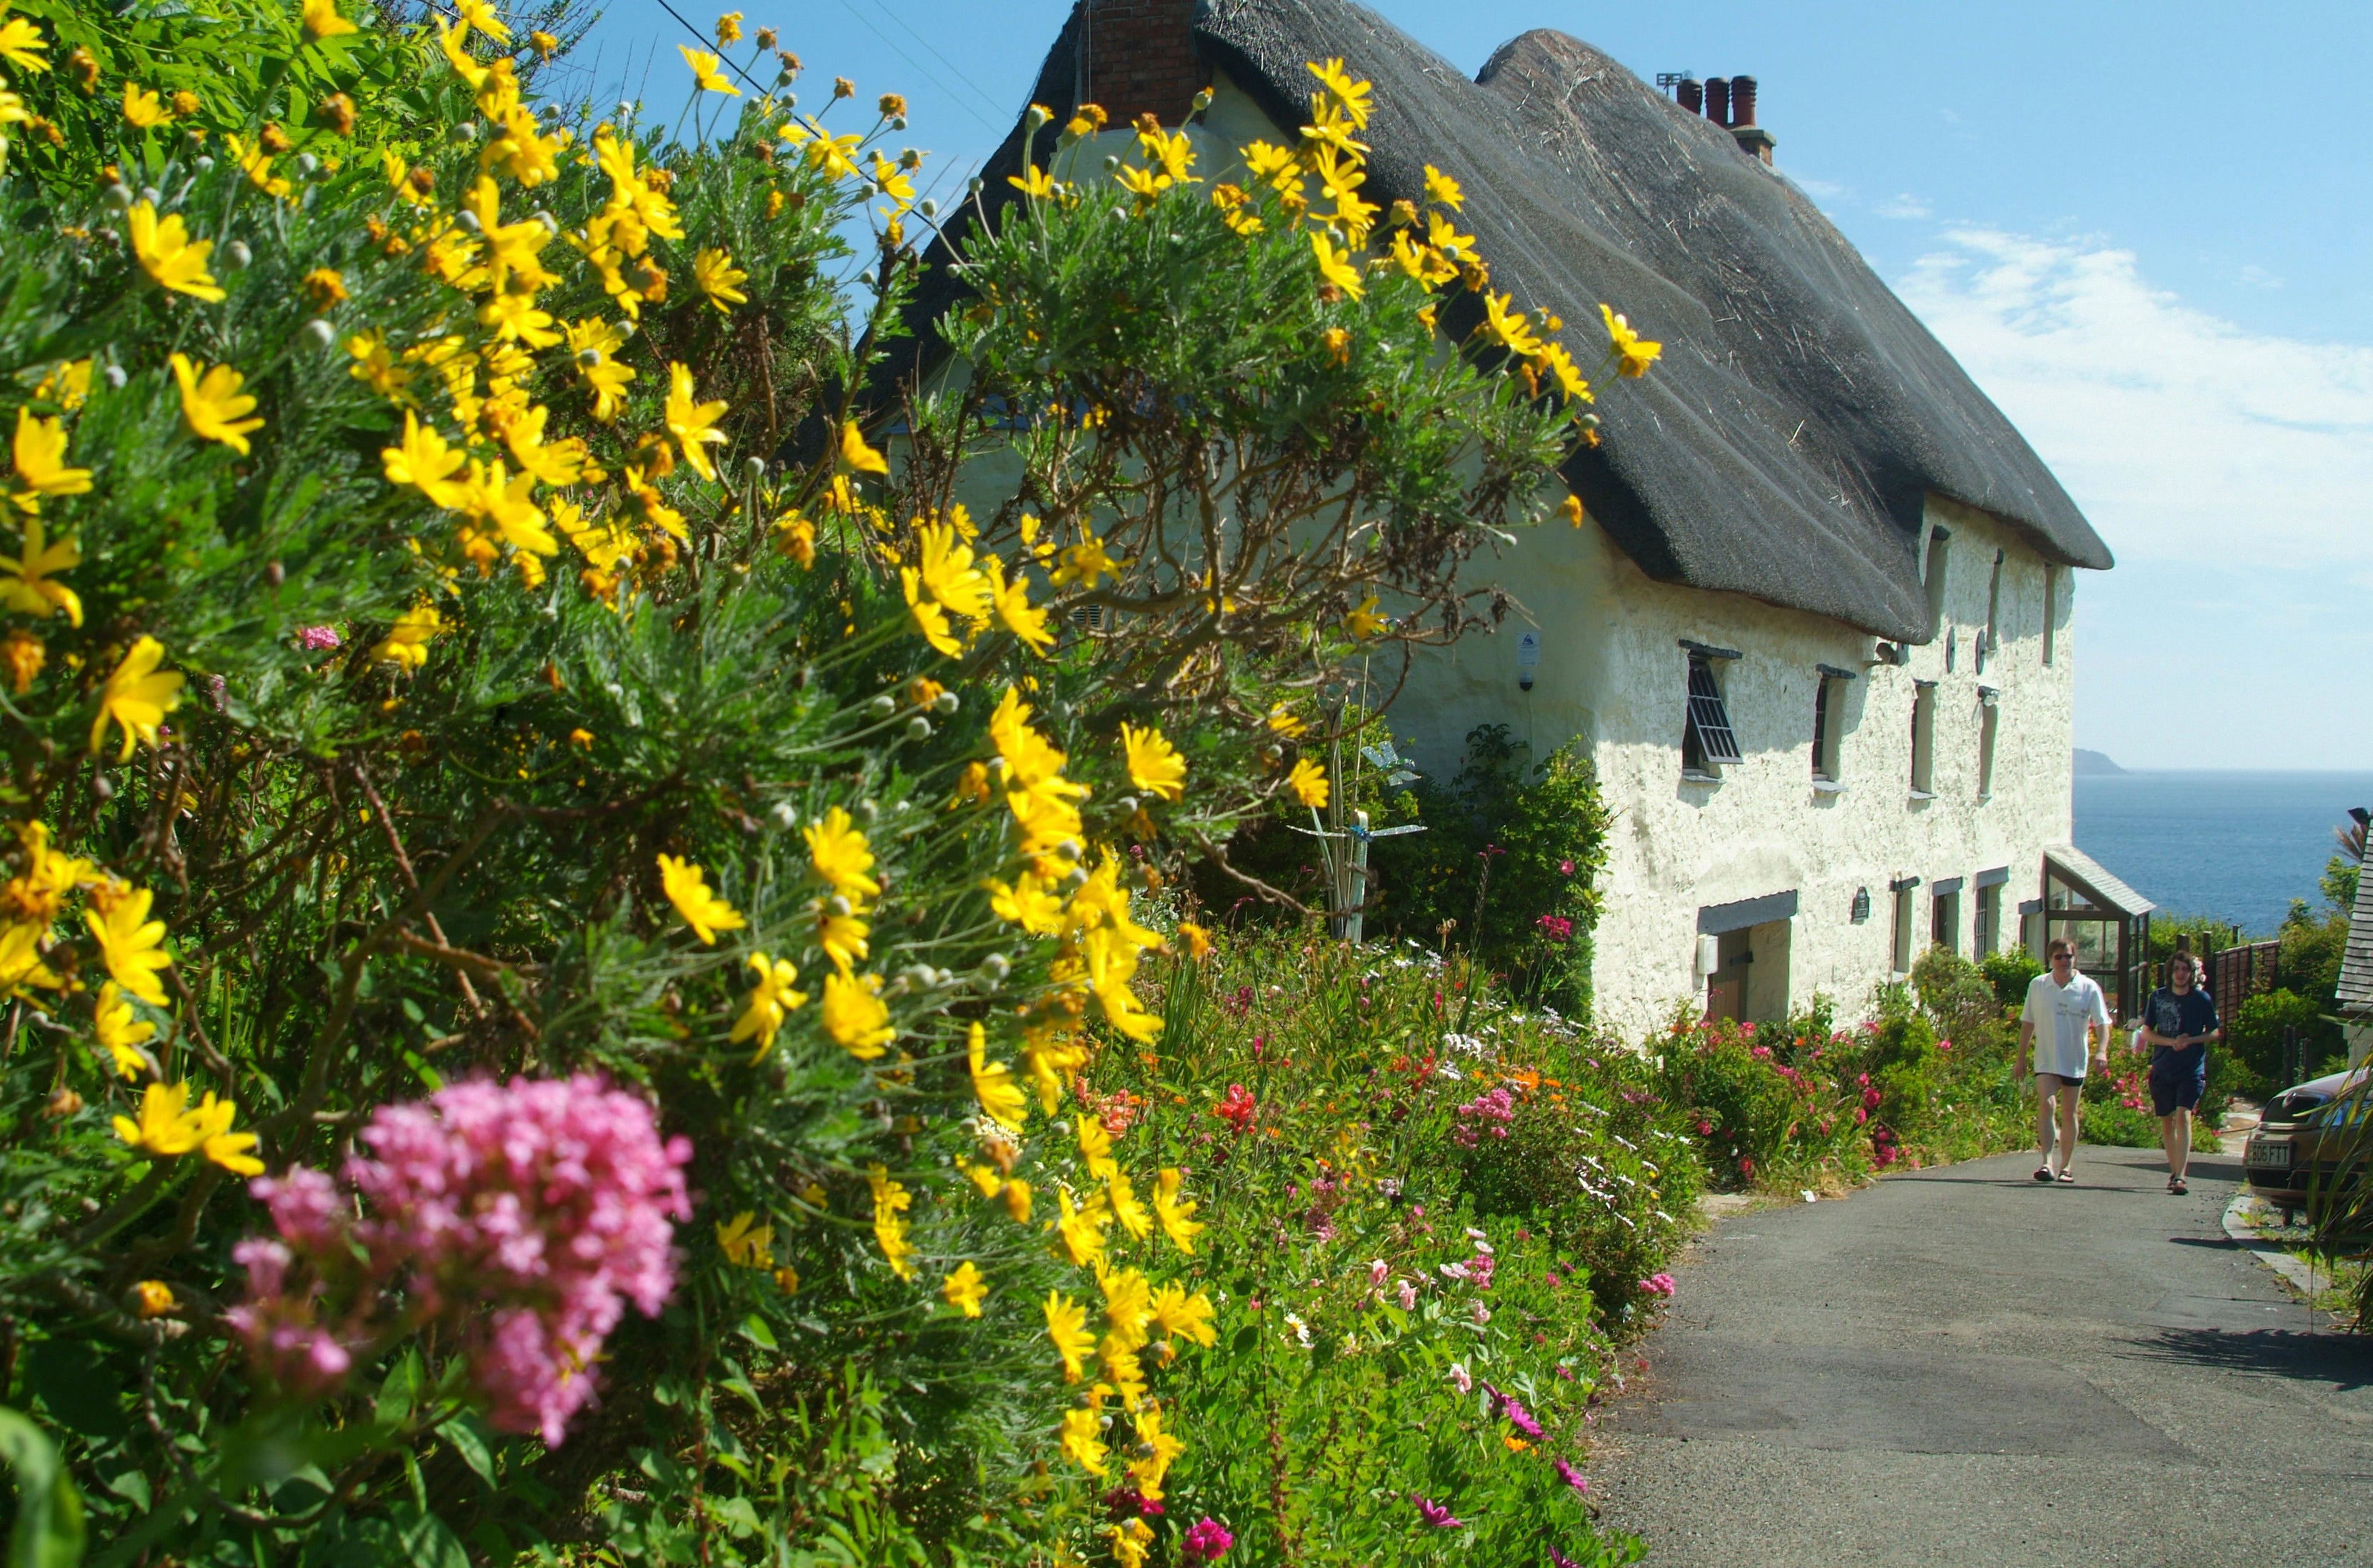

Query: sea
left=2073, top=771, right=2373, bottom=937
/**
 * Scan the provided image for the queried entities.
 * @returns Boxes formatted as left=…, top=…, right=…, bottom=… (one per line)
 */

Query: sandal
left=2034, top=1167, right=2054, bottom=1183
left=2056, top=1171, right=2076, bottom=1184
left=2170, top=1177, right=2188, bottom=1195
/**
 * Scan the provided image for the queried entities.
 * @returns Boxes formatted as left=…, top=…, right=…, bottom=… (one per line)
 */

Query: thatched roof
left=888, top=0, right=2112, bottom=643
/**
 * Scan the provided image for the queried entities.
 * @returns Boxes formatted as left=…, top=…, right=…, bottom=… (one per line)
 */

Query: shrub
left=1979, top=947, right=2044, bottom=1010
left=2230, top=987, right=2332, bottom=1094
left=1367, top=728, right=1612, bottom=1014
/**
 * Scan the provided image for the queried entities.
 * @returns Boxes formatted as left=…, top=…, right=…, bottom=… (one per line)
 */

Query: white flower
left=1284, top=1312, right=1312, bottom=1347
left=1448, top=1362, right=1472, bottom=1393
left=1802, top=1189, right=1819, bottom=1204
left=1472, top=1302, right=1491, bottom=1324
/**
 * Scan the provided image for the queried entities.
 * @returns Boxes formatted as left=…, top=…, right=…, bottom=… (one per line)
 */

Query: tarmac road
left=1592, top=1146, right=2373, bottom=1567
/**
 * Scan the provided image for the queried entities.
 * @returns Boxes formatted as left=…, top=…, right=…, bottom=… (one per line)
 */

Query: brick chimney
left=1078, top=0, right=1209, bottom=126
left=1727, top=74, right=1775, bottom=164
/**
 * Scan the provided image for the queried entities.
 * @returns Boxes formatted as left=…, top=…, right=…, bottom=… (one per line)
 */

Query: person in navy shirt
left=2138, top=951, right=2219, bottom=1195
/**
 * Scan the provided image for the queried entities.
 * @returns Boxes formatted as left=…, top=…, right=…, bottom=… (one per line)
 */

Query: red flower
left=1213, top=1084, right=1257, bottom=1134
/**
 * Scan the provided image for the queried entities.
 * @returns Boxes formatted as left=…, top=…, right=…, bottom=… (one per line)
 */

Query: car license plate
left=2249, top=1137, right=2293, bottom=1169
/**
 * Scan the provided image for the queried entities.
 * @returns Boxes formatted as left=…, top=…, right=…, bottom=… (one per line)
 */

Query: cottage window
left=1681, top=651, right=1742, bottom=774
left=1977, top=693, right=1999, bottom=799
left=1909, top=680, right=1937, bottom=795
left=1979, top=548, right=2004, bottom=673
left=1924, top=525, right=1952, bottom=640
left=1890, top=877, right=1919, bottom=974
left=1811, top=676, right=1835, bottom=780
left=1976, top=882, right=2003, bottom=956
left=1811, top=665, right=1853, bottom=782
left=2042, top=566, right=2058, bottom=666
left=1931, top=879, right=1962, bottom=954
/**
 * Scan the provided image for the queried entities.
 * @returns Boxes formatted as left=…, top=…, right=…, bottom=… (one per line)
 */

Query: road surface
left=1594, top=1147, right=2373, bottom=1566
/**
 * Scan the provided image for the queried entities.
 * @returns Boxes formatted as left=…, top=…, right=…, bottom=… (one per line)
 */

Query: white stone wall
left=1389, top=496, right=2082, bottom=1037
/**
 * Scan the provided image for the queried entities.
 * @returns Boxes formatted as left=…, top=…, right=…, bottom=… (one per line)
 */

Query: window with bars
left=1682, top=653, right=1742, bottom=773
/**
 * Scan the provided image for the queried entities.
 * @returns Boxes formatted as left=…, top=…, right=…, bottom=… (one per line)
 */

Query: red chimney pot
left=1704, top=76, right=1732, bottom=127
left=1730, top=75, right=1758, bottom=128
left=1677, top=77, right=1703, bottom=114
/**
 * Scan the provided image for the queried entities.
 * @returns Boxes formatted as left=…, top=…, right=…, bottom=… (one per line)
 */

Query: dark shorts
left=2149, top=1045, right=2207, bottom=1116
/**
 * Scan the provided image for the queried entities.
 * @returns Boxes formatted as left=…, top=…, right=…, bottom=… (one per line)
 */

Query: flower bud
left=576, top=347, right=603, bottom=367
left=742, top=455, right=767, bottom=484
left=192, top=156, right=214, bottom=174
left=1025, top=104, right=1052, bottom=130
left=103, top=365, right=126, bottom=389
left=933, top=690, right=958, bottom=714
left=223, top=240, right=252, bottom=270
left=103, top=183, right=133, bottom=211
left=455, top=209, right=481, bottom=232
left=771, top=802, right=799, bottom=829
left=918, top=198, right=937, bottom=219
left=452, top=121, right=478, bottom=143
left=141, top=186, right=164, bottom=207
left=296, top=153, right=319, bottom=176
left=981, top=953, right=1011, bottom=981
left=904, top=716, right=931, bottom=741
left=867, top=694, right=896, bottom=717
left=854, top=799, right=879, bottom=824
left=301, top=319, right=334, bottom=349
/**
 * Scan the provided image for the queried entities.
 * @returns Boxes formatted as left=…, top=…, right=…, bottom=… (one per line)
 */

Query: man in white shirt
left=2016, top=938, right=2110, bottom=1183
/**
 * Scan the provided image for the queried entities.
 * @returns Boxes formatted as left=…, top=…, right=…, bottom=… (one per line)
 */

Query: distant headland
left=2074, top=749, right=2127, bottom=776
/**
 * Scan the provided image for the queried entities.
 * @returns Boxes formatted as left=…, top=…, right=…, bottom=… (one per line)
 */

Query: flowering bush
left=1075, top=932, right=1691, bottom=1564
left=1656, top=963, right=2041, bottom=1193
left=0, top=3, right=1664, bottom=1562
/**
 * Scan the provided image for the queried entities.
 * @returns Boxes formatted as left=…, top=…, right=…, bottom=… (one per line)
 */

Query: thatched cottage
left=919, top=0, right=2134, bottom=1032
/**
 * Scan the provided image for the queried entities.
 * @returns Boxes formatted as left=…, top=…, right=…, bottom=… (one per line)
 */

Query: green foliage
left=2321, top=852, right=2359, bottom=914
left=2229, top=987, right=2333, bottom=1094
left=1979, top=946, right=2044, bottom=1010
left=1365, top=726, right=1611, bottom=1014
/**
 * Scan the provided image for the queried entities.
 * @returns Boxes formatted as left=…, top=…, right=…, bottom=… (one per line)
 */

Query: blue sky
left=568, top=0, right=2373, bottom=769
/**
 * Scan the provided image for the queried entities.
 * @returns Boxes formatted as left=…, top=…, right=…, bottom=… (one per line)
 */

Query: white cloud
left=1789, top=174, right=1847, bottom=200
left=1877, top=192, right=1932, bottom=219
left=1894, top=229, right=2373, bottom=769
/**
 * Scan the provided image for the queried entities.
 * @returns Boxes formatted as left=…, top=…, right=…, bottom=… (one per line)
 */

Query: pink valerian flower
left=231, top=1075, right=691, bottom=1447
left=1212, top=1083, right=1257, bottom=1134
left=1180, top=1517, right=1235, bottom=1562
left=1472, top=1301, right=1491, bottom=1325
left=294, top=625, right=344, bottom=651
left=1447, top=1362, right=1472, bottom=1394
left=1536, top=913, right=1573, bottom=944
left=1368, top=1258, right=1390, bottom=1288
left=1467, top=1251, right=1497, bottom=1292
left=1552, top=1547, right=1582, bottom=1568
left=1412, top=1494, right=1462, bottom=1528
left=222, top=1239, right=352, bottom=1395
left=1396, top=1278, right=1418, bottom=1310
left=1559, top=858, right=1575, bottom=876
left=1555, top=1456, right=1590, bottom=1494
left=1641, top=1273, right=1676, bottom=1298
left=1450, top=1087, right=1516, bottom=1148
